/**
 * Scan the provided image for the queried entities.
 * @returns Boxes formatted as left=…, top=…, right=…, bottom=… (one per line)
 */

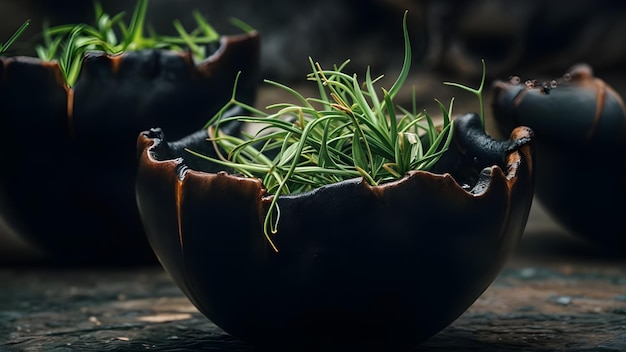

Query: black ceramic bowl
left=0, top=32, right=260, bottom=264
left=492, top=63, right=626, bottom=251
left=135, top=112, right=534, bottom=351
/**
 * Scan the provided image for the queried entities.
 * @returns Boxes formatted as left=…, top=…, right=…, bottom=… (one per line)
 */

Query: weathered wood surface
left=1, top=202, right=625, bottom=351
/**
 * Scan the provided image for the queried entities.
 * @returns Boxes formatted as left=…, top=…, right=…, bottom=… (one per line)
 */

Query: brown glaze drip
left=607, top=84, right=626, bottom=117
left=366, top=178, right=386, bottom=199
left=42, top=61, right=66, bottom=88
left=569, top=64, right=626, bottom=141
left=175, top=177, right=185, bottom=253
left=194, top=32, right=259, bottom=79
left=603, top=82, right=626, bottom=140
left=513, top=88, right=528, bottom=108
left=66, top=88, right=75, bottom=137
left=109, top=55, right=123, bottom=74
left=586, top=82, right=607, bottom=141
left=568, top=65, right=607, bottom=142
left=194, top=36, right=227, bottom=79
left=506, top=126, right=534, bottom=183
left=39, top=61, right=76, bottom=138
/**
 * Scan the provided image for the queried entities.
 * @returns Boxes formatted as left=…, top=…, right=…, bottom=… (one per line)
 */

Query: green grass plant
left=185, top=12, right=467, bottom=251
left=34, top=0, right=251, bottom=87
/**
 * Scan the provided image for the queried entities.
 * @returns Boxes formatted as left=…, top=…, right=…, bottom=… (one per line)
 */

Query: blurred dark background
left=2, top=0, right=626, bottom=84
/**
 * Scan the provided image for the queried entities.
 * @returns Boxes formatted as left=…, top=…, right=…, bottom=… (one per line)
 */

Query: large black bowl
left=0, top=32, right=260, bottom=264
left=135, top=112, right=534, bottom=350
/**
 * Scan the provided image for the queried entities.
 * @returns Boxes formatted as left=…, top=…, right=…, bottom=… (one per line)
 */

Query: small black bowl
left=492, top=63, right=626, bottom=251
left=0, top=32, right=260, bottom=264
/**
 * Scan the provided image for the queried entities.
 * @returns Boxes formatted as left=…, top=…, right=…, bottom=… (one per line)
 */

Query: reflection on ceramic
left=135, top=112, right=534, bottom=350
left=492, top=63, right=626, bottom=250
left=0, top=32, right=260, bottom=264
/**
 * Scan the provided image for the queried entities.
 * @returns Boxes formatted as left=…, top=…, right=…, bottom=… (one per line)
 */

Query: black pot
left=0, top=31, right=260, bottom=264
left=492, top=63, right=626, bottom=251
left=135, top=112, right=534, bottom=350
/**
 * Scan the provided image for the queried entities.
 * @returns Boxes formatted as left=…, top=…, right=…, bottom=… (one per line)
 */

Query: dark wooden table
left=1, top=201, right=625, bottom=352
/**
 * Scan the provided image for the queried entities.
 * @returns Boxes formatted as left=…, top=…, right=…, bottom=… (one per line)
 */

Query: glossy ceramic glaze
left=492, top=63, right=626, bottom=250
left=135, top=112, right=534, bottom=350
left=0, top=32, right=260, bottom=264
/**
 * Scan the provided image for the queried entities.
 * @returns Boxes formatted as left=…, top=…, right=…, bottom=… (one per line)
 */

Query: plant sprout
left=444, top=59, right=487, bottom=127
left=0, top=20, right=31, bottom=55
left=186, top=11, right=462, bottom=252
left=34, top=0, right=251, bottom=87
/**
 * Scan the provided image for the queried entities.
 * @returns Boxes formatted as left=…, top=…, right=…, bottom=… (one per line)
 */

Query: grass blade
left=1, top=20, right=30, bottom=55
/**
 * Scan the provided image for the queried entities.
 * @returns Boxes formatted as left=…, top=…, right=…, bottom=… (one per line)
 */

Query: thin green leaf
left=1, top=19, right=30, bottom=55
left=229, top=17, right=255, bottom=34
left=384, top=10, right=411, bottom=101
left=193, top=10, right=219, bottom=42
left=124, top=0, right=149, bottom=49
